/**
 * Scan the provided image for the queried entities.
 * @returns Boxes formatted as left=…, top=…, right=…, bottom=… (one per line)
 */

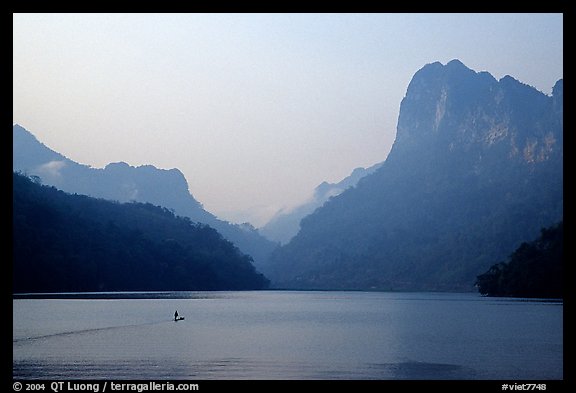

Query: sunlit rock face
left=267, top=60, right=562, bottom=291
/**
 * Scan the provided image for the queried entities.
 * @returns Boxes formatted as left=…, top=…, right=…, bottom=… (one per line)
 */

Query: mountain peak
left=415, top=59, right=477, bottom=80
left=552, top=79, right=563, bottom=97
left=13, top=124, right=277, bottom=270
left=392, top=60, right=558, bottom=166
left=445, top=58, right=468, bottom=70
left=499, top=74, right=517, bottom=83
left=402, top=60, right=495, bottom=110
left=267, top=61, right=562, bottom=291
left=104, top=161, right=184, bottom=177
left=13, top=124, right=70, bottom=172
left=105, top=161, right=130, bottom=168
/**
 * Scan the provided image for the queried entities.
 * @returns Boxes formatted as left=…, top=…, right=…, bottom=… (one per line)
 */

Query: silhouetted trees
left=476, top=222, right=562, bottom=298
left=13, top=172, right=269, bottom=292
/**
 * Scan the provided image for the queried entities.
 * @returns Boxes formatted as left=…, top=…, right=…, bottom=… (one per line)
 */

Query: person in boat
left=174, top=310, right=179, bottom=321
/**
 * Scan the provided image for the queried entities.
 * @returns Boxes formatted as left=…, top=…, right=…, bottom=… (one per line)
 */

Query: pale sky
left=13, top=13, right=563, bottom=226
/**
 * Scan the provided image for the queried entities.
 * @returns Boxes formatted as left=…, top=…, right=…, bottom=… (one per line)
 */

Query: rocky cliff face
left=266, top=60, right=563, bottom=291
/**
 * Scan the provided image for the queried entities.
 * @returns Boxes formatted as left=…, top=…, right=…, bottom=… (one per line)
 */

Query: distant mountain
left=12, top=125, right=277, bottom=271
left=260, top=163, right=382, bottom=244
left=267, top=60, right=563, bottom=291
left=13, top=172, right=269, bottom=292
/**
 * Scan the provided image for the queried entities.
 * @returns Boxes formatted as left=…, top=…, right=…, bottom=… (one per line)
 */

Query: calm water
left=13, top=291, right=563, bottom=380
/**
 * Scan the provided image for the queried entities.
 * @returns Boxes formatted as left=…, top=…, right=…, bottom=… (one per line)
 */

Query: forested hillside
left=476, top=222, right=562, bottom=298
left=13, top=172, right=269, bottom=292
left=13, top=124, right=277, bottom=272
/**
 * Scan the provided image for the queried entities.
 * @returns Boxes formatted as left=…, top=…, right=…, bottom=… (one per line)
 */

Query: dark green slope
left=13, top=172, right=269, bottom=292
left=476, top=222, right=563, bottom=298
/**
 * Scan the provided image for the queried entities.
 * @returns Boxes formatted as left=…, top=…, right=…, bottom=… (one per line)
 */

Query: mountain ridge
left=13, top=172, right=269, bottom=292
left=12, top=124, right=277, bottom=270
left=266, top=60, right=562, bottom=291
left=260, top=162, right=382, bottom=245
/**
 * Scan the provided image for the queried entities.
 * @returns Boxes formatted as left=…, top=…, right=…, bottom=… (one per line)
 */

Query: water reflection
left=13, top=291, right=562, bottom=380
left=13, top=358, right=477, bottom=380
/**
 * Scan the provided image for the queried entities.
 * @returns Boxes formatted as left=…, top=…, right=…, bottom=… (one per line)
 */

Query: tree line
left=475, top=221, right=562, bottom=298
left=13, top=172, right=269, bottom=292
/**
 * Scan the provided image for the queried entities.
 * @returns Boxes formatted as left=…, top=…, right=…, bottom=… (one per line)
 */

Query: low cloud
left=37, top=160, right=66, bottom=180
left=121, top=182, right=139, bottom=201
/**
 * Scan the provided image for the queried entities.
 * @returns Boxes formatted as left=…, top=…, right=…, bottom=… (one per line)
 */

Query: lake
left=13, top=291, right=563, bottom=380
